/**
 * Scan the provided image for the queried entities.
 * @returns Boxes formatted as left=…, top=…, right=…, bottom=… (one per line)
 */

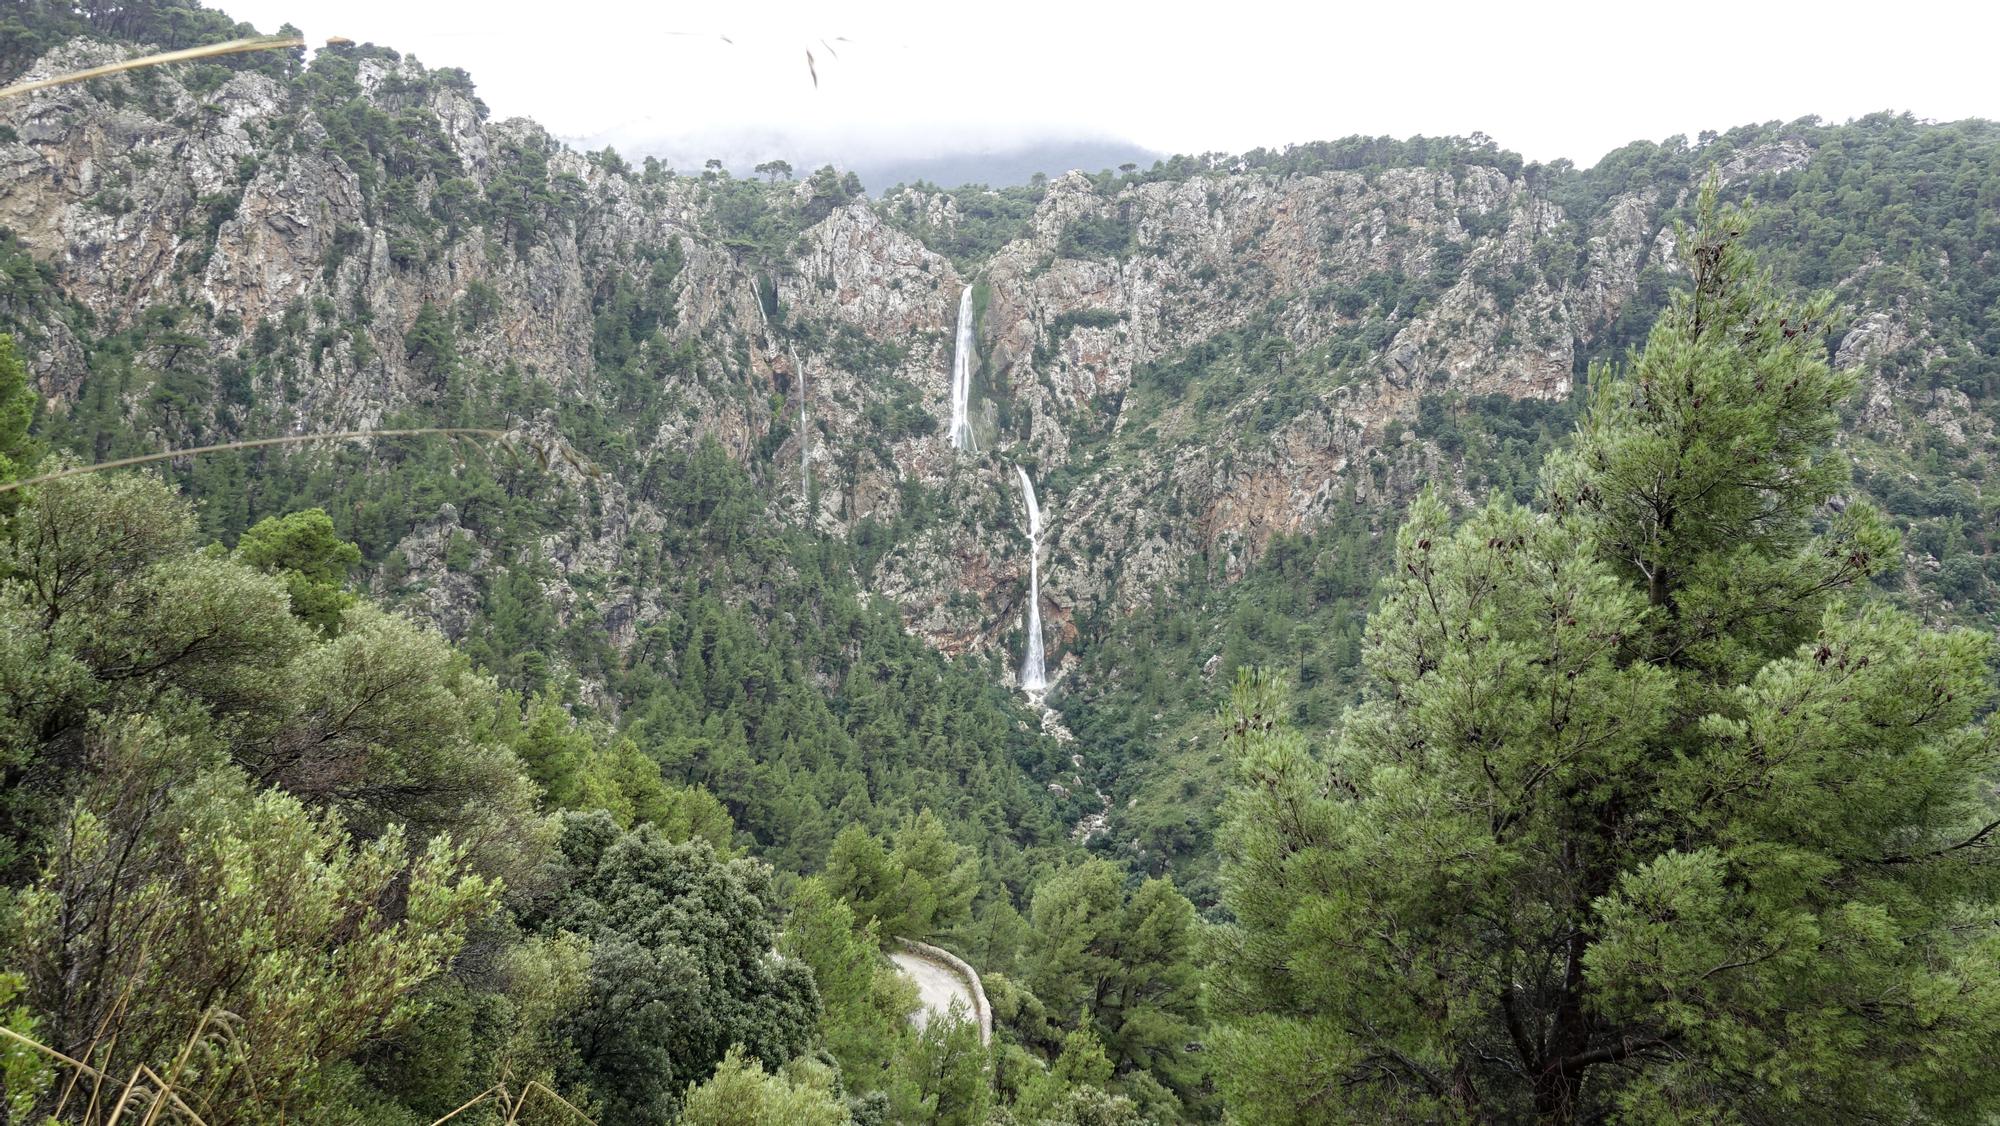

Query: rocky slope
left=3, top=37, right=1995, bottom=828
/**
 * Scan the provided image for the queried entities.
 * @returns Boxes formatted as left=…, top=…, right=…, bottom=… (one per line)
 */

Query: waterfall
left=948, top=286, right=976, bottom=451
left=749, top=280, right=809, bottom=499
left=1016, top=465, right=1047, bottom=692
left=794, top=345, right=808, bottom=497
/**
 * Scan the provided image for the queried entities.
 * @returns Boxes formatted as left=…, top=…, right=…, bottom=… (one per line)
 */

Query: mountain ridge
left=1, top=27, right=1994, bottom=890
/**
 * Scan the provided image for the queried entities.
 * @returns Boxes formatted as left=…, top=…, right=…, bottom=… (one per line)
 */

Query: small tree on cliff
left=1213, top=183, right=2000, bottom=1125
left=0, top=333, right=37, bottom=487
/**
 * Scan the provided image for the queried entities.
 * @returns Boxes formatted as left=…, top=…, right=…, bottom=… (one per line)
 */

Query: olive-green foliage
left=11, top=7, right=2000, bottom=1121
left=22, top=193, right=1076, bottom=875
left=1553, top=117, right=2000, bottom=397
left=597, top=442, right=1077, bottom=872
left=360, top=932, right=593, bottom=1122
left=1056, top=213, right=1135, bottom=261
left=0, top=466, right=1035, bottom=1125
left=0, top=470, right=308, bottom=874
left=0, top=472, right=617, bottom=1118
left=1088, top=411, right=1514, bottom=855
left=17, top=716, right=497, bottom=1121
left=875, top=180, right=1045, bottom=270
left=1058, top=497, right=1391, bottom=901
left=1002, top=1028, right=1154, bottom=1126
left=0, top=0, right=290, bottom=84
left=1236, top=133, right=1526, bottom=181
left=403, top=301, right=458, bottom=382
left=678, top=1045, right=851, bottom=1126
left=157, top=423, right=1079, bottom=874
left=700, top=163, right=847, bottom=259
left=299, top=44, right=473, bottom=260
left=591, top=239, right=686, bottom=412
left=1539, top=116, right=2000, bottom=623
left=0, top=971, right=54, bottom=1118
left=1214, top=189, right=2000, bottom=1124
left=890, top=1007, right=991, bottom=1126
left=513, top=695, right=735, bottom=844
left=539, top=813, right=820, bottom=1125
left=1027, top=1085, right=1155, bottom=1126
left=1067, top=114, right=2000, bottom=901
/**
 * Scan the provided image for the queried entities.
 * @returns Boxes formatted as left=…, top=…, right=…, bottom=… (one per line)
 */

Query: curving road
left=888, top=941, right=991, bottom=1044
left=891, top=950, right=973, bottom=1027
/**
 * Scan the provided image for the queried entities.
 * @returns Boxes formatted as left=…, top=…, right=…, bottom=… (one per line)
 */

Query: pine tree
left=780, top=876, right=917, bottom=1084
left=0, top=334, right=36, bottom=488
left=1214, top=184, right=2000, bottom=1125
left=233, top=507, right=362, bottom=636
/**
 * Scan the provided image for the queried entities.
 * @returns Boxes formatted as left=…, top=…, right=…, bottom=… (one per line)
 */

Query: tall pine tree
left=1214, top=183, right=2000, bottom=1125
left=0, top=334, right=36, bottom=489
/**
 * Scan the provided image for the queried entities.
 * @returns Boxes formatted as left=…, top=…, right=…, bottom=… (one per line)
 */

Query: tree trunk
left=1533, top=903, right=1596, bottom=1125
left=1532, top=1063, right=1584, bottom=1126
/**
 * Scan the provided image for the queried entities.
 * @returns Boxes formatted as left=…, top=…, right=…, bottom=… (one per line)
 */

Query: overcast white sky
left=213, top=0, right=1998, bottom=168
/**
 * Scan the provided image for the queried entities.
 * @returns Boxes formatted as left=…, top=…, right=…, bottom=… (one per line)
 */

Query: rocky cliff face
left=2, top=38, right=1990, bottom=697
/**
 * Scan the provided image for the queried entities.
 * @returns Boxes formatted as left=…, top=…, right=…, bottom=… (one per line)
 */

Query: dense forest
left=1052, top=111, right=2000, bottom=898
left=0, top=2, right=1996, bottom=1123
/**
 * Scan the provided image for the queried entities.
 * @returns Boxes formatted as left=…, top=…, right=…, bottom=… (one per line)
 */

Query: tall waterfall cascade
left=948, top=286, right=976, bottom=451
left=750, top=282, right=809, bottom=498
left=1016, top=465, right=1047, bottom=692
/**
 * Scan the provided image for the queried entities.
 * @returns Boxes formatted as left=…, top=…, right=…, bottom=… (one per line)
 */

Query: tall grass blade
left=0, top=428, right=517, bottom=494
left=0, top=35, right=307, bottom=100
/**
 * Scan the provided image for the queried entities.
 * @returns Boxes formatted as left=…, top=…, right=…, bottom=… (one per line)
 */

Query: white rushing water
left=751, top=282, right=809, bottom=499
left=1016, top=465, right=1046, bottom=692
left=948, top=286, right=976, bottom=451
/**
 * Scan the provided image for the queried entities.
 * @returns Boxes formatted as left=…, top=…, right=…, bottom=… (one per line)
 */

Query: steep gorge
left=3, top=33, right=1996, bottom=884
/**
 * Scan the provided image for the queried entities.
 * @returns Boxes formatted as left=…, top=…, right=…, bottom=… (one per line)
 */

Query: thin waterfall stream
left=1011, top=466, right=1100, bottom=837
left=948, top=286, right=975, bottom=451
left=1015, top=465, right=1046, bottom=693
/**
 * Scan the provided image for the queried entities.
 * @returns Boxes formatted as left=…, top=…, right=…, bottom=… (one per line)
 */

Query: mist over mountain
left=558, top=128, right=1166, bottom=191
left=844, top=138, right=1168, bottom=192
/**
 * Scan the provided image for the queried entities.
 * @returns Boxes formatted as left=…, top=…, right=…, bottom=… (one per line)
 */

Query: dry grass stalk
left=53, top=982, right=136, bottom=1119
left=2, top=1019, right=595, bottom=1124
left=0, top=1023, right=210, bottom=1124
left=0, top=427, right=601, bottom=495
left=0, top=35, right=306, bottom=101
left=428, top=1078, right=595, bottom=1125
